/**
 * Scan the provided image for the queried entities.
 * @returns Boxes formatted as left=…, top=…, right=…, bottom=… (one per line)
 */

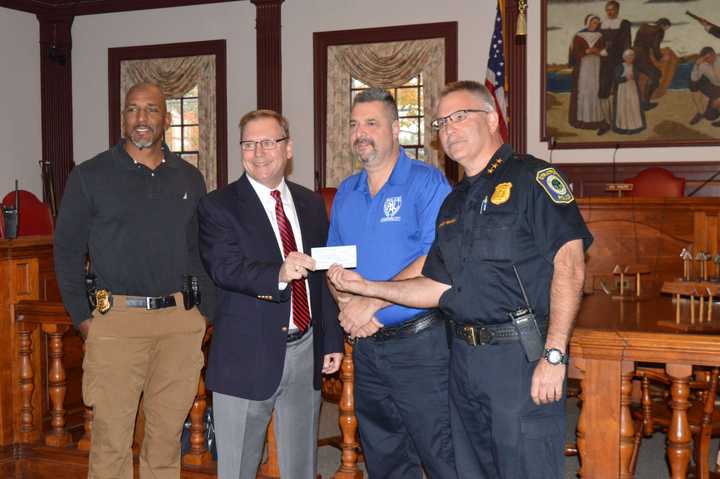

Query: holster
left=509, top=308, right=544, bottom=362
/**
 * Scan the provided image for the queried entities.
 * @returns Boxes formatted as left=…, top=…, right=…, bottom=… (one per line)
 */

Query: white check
left=311, top=245, right=357, bottom=270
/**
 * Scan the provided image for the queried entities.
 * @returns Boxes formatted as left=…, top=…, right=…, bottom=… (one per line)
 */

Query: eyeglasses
left=240, top=137, right=288, bottom=151
left=430, top=109, right=490, bottom=132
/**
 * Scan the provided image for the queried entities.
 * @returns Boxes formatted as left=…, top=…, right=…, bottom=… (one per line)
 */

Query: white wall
left=72, top=1, right=256, bottom=184
left=0, top=8, right=42, bottom=198
left=282, top=0, right=494, bottom=188
left=526, top=3, right=720, bottom=164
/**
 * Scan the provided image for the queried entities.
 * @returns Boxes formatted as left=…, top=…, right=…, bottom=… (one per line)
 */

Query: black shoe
left=643, top=102, right=658, bottom=111
left=690, top=113, right=704, bottom=125
left=597, top=125, right=610, bottom=135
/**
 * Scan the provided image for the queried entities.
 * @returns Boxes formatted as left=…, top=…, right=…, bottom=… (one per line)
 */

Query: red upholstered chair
left=318, top=187, right=337, bottom=219
left=623, top=167, right=685, bottom=197
left=1, top=190, right=53, bottom=237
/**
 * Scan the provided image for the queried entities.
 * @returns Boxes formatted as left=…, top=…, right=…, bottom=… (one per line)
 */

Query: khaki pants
left=82, top=293, right=206, bottom=479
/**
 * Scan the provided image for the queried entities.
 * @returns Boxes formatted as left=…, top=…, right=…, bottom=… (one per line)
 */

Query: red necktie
left=271, top=190, right=311, bottom=332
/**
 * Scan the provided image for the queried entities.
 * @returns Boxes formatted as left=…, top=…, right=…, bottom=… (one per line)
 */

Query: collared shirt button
left=281, top=326, right=288, bottom=332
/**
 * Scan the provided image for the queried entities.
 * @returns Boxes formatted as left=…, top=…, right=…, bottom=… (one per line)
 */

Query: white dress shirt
left=247, top=174, right=313, bottom=330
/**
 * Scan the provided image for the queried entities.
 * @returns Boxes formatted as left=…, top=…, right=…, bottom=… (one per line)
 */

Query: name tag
left=311, top=245, right=357, bottom=270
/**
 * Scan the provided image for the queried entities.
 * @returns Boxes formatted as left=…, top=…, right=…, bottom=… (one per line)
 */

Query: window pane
left=351, top=78, right=369, bottom=89
left=397, top=88, right=419, bottom=116
left=419, top=118, right=425, bottom=144
left=165, top=126, right=182, bottom=152
left=181, top=153, right=199, bottom=166
left=417, top=148, right=426, bottom=162
left=405, top=148, right=417, bottom=159
left=399, top=117, right=419, bottom=145
left=406, top=76, right=419, bottom=86
left=183, top=98, right=198, bottom=124
left=184, top=125, right=200, bottom=151
left=167, top=99, right=182, bottom=125
left=186, top=85, right=199, bottom=97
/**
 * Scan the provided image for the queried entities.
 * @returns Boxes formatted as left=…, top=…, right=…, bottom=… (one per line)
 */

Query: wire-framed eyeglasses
left=240, top=137, right=288, bottom=151
left=430, top=109, right=490, bottom=132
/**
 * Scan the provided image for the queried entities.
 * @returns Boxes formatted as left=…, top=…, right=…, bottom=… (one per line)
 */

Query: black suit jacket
left=198, top=174, right=343, bottom=400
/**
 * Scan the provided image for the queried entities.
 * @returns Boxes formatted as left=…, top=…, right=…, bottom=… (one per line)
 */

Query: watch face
left=546, top=348, right=564, bottom=364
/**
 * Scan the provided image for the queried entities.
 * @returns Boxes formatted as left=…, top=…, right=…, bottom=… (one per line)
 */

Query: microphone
left=688, top=167, right=720, bottom=196
left=548, top=137, right=556, bottom=164
left=611, top=143, right=619, bottom=184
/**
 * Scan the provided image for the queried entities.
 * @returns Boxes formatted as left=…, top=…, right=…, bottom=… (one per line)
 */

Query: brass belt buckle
left=95, top=289, right=112, bottom=314
left=464, top=325, right=477, bottom=346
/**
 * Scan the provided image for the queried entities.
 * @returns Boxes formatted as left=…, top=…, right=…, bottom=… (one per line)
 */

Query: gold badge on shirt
left=490, top=182, right=512, bottom=205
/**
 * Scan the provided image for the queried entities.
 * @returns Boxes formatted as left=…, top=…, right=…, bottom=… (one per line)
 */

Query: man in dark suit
left=633, top=17, right=671, bottom=110
left=198, top=109, right=344, bottom=478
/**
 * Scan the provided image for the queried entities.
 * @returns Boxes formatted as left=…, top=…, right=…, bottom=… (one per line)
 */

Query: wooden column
left=43, top=324, right=71, bottom=447
left=251, top=0, right=284, bottom=113
left=17, top=322, right=37, bottom=444
left=182, top=374, right=211, bottom=465
left=666, top=364, right=693, bottom=479
left=505, top=0, right=527, bottom=153
left=37, top=15, right=75, bottom=203
left=334, top=340, right=362, bottom=479
left=619, top=362, right=636, bottom=479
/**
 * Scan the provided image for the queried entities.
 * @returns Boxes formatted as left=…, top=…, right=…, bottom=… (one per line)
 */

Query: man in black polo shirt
left=54, top=82, right=213, bottom=479
left=329, top=81, right=592, bottom=478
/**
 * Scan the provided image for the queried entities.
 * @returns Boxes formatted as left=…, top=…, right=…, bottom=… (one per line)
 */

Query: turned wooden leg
left=576, top=371, right=587, bottom=478
left=620, top=362, right=636, bottom=479
left=17, top=323, right=37, bottom=444
left=43, top=324, right=72, bottom=447
left=334, top=340, right=363, bottom=479
left=183, top=374, right=211, bottom=465
left=641, top=376, right=654, bottom=437
left=666, top=364, right=693, bottom=479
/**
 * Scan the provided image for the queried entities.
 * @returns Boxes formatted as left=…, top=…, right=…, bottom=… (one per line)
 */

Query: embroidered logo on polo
left=491, top=182, right=512, bottom=205
left=536, top=168, right=574, bottom=204
left=381, top=196, right=402, bottom=223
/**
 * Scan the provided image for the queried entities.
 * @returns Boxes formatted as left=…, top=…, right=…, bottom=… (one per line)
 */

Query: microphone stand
left=688, top=167, right=720, bottom=197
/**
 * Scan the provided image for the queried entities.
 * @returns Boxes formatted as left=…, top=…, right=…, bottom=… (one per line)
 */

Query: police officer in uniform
left=328, top=80, right=592, bottom=478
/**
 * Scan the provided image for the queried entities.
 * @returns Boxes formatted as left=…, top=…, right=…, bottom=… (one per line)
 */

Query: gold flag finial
left=516, top=0, right=528, bottom=37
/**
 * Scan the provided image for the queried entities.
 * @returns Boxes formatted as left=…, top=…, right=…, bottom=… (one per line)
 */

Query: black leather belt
left=125, top=295, right=177, bottom=310
left=287, top=329, right=307, bottom=343
left=451, top=319, right=548, bottom=347
left=366, top=310, right=442, bottom=341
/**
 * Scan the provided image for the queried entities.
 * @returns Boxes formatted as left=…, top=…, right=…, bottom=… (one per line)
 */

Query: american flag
left=485, top=1, right=509, bottom=142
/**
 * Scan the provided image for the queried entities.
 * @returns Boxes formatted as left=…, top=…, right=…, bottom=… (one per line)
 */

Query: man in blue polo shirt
left=327, top=88, right=455, bottom=478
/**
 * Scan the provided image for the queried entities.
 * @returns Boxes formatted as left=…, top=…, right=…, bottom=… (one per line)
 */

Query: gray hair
left=352, top=88, right=399, bottom=121
left=439, top=80, right=496, bottom=111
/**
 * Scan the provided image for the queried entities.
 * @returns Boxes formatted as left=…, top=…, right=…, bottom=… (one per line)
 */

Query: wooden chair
left=1, top=190, right=53, bottom=236
left=631, top=367, right=720, bottom=478
left=623, top=167, right=686, bottom=198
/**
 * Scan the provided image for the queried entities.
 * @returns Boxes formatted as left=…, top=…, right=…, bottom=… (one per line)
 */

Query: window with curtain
left=351, top=75, right=426, bottom=162
left=166, top=86, right=200, bottom=167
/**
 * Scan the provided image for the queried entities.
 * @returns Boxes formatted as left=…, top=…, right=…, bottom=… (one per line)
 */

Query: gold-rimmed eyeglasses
left=430, top=109, right=490, bottom=132
left=240, top=137, right=288, bottom=151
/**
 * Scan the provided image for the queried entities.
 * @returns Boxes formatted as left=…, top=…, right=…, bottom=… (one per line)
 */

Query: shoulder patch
left=535, top=168, right=574, bottom=204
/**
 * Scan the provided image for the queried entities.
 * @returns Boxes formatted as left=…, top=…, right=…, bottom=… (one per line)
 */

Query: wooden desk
left=571, top=293, right=720, bottom=479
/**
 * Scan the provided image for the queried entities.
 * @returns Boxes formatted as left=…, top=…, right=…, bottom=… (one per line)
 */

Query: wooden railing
left=12, top=300, right=364, bottom=478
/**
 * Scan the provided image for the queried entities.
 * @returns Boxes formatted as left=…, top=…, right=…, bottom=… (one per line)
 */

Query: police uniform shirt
left=327, top=148, right=451, bottom=326
left=422, top=144, right=593, bottom=325
left=54, top=141, right=214, bottom=327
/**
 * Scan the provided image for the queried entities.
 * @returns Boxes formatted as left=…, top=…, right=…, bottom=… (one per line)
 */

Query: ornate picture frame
left=541, top=0, right=720, bottom=149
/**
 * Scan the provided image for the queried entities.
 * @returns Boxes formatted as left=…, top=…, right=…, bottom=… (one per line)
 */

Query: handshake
left=327, top=264, right=385, bottom=338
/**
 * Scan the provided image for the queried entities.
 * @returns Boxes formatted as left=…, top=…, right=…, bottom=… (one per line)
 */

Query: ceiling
left=0, top=0, right=239, bottom=16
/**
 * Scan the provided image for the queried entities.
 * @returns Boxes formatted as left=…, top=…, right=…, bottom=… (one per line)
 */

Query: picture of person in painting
left=689, top=46, right=720, bottom=127
left=600, top=1, right=632, bottom=131
left=569, top=14, right=610, bottom=135
left=633, top=18, right=671, bottom=111
left=613, top=49, right=645, bottom=134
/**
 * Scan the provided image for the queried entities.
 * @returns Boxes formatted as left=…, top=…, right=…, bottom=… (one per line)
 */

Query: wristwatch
left=543, top=347, right=569, bottom=365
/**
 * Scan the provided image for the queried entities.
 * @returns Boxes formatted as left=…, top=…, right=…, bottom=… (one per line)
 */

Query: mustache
left=353, top=138, right=375, bottom=149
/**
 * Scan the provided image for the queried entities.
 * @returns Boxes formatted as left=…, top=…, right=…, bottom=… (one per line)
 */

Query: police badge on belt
left=86, top=273, right=113, bottom=314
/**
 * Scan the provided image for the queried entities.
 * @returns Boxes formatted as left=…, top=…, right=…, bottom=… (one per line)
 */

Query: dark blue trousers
left=449, top=339, right=565, bottom=479
left=353, top=321, right=457, bottom=479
